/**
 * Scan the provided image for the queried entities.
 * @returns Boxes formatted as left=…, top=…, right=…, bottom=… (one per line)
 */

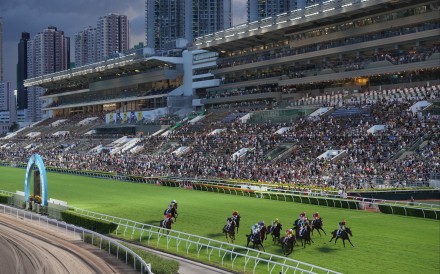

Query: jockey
left=251, top=222, right=262, bottom=240
left=299, top=212, right=307, bottom=223
left=284, top=228, right=293, bottom=243
left=271, top=218, right=280, bottom=232
left=165, top=200, right=177, bottom=215
left=299, top=218, right=309, bottom=237
left=232, top=211, right=240, bottom=221
left=225, top=217, right=234, bottom=231
left=313, top=212, right=319, bottom=220
left=337, top=220, right=346, bottom=236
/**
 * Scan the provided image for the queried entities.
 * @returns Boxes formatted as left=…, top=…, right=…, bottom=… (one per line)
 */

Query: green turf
left=1, top=166, right=439, bottom=274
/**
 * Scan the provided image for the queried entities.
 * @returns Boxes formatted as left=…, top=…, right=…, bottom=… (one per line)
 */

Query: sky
left=0, top=0, right=247, bottom=89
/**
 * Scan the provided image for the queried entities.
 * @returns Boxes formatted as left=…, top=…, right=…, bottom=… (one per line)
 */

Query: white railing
left=71, top=207, right=340, bottom=274
left=0, top=204, right=152, bottom=274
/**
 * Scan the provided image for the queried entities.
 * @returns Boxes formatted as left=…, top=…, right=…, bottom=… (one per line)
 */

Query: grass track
left=1, top=166, right=439, bottom=274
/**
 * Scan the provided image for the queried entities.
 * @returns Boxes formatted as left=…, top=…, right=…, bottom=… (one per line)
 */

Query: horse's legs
left=316, top=229, right=322, bottom=237
left=335, top=236, right=339, bottom=245
left=347, top=238, right=354, bottom=247
left=320, top=228, right=327, bottom=236
left=342, top=239, right=346, bottom=247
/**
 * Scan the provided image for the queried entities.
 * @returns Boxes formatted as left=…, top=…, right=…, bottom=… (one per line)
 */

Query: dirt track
left=0, top=213, right=138, bottom=274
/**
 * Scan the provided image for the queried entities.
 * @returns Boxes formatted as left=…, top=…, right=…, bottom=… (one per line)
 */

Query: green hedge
left=61, top=210, right=118, bottom=234
left=0, top=194, right=10, bottom=204
left=378, top=204, right=440, bottom=220
left=83, top=235, right=179, bottom=274
left=129, top=245, right=180, bottom=274
left=191, top=182, right=360, bottom=209
left=290, top=195, right=359, bottom=209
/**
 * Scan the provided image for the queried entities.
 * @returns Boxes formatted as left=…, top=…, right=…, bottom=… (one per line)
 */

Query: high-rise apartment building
left=145, top=0, right=187, bottom=50
left=17, top=32, right=30, bottom=110
left=26, top=26, right=70, bottom=122
left=247, top=0, right=320, bottom=22
left=74, top=26, right=97, bottom=67
left=193, top=0, right=231, bottom=38
left=145, top=0, right=231, bottom=50
left=96, top=14, right=129, bottom=61
left=0, top=82, right=10, bottom=111
left=0, top=17, right=3, bottom=81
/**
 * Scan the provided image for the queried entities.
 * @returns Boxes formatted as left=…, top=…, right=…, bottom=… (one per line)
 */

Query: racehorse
left=260, top=225, right=269, bottom=243
left=233, top=214, right=241, bottom=234
left=164, top=203, right=178, bottom=222
left=267, top=223, right=282, bottom=243
left=280, top=235, right=296, bottom=256
left=329, top=227, right=354, bottom=247
left=222, top=219, right=236, bottom=243
left=159, top=218, right=174, bottom=235
left=311, top=218, right=326, bottom=237
left=246, top=233, right=265, bottom=252
left=294, top=220, right=313, bottom=248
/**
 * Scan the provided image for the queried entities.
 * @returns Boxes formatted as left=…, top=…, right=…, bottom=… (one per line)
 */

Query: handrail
left=70, top=206, right=340, bottom=274
left=0, top=204, right=152, bottom=274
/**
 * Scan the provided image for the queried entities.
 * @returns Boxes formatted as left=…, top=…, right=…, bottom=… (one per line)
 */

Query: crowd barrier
left=70, top=207, right=341, bottom=274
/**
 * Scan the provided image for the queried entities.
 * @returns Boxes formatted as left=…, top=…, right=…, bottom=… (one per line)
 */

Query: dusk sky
left=1, top=0, right=247, bottom=89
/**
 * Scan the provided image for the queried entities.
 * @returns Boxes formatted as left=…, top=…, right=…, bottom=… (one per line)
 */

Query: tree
left=9, top=122, right=19, bottom=132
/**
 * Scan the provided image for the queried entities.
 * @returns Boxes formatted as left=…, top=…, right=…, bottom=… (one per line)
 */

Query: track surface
left=0, top=214, right=139, bottom=274
left=0, top=211, right=233, bottom=274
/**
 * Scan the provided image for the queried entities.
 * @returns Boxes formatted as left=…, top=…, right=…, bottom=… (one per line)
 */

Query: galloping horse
left=164, top=202, right=178, bottom=222
left=159, top=218, right=174, bottom=235
left=294, top=220, right=313, bottom=248
left=311, top=218, right=326, bottom=237
left=267, top=223, right=282, bottom=243
left=260, top=225, right=269, bottom=243
left=222, top=219, right=236, bottom=243
left=233, top=214, right=241, bottom=234
left=246, top=233, right=265, bottom=252
left=329, top=227, right=354, bottom=247
left=280, top=236, right=296, bottom=256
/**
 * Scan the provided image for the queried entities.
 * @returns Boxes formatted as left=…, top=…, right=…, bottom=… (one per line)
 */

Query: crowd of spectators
left=0, top=88, right=438, bottom=191
left=217, top=44, right=439, bottom=86
left=217, top=22, right=439, bottom=69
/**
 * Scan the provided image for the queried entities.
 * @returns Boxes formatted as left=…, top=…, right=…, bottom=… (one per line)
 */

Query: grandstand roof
left=193, top=0, right=422, bottom=52
left=24, top=54, right=183, bottom=90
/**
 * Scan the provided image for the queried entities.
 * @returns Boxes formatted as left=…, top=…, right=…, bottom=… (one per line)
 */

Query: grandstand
left=0, top=0, right=436, bottom=191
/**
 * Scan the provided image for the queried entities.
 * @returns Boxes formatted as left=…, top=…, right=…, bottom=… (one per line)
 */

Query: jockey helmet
left=166, top=213, right=172, bottom=218
left=341, top=220, right=346, bottom=225
left=258, top=221, right=265, bottom=226
left=315, top=212, right=319, bottom=215
left=233, top=211, right=238, bottom=216
left=289, top=229, right=293, bottom=233
left=171, top=200, right=176, bottom=203
left=275, top=218, right=279, bottom=222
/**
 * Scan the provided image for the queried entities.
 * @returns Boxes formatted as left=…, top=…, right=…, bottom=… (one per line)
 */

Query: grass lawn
left=1, top=166, right=439, bottom=274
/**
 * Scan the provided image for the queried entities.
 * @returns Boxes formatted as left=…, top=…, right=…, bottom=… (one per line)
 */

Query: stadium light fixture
left=323, top=8, right=335, bottom=12
left=305, top=12, right=319, bottom=17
